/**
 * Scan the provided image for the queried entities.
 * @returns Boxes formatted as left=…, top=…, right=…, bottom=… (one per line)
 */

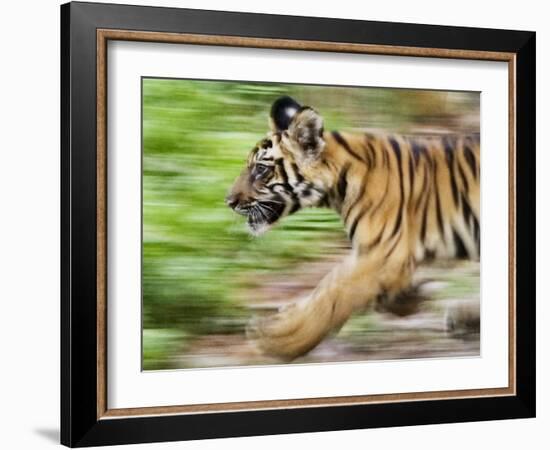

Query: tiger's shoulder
left=322, top=129, right=480, bottom=261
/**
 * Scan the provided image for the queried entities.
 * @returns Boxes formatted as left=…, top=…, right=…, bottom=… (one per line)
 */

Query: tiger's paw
left=246, top=300, right=325, bottom=361
left=374, top=280, right=433, bottom=317
left=246, top=306, right=302, bottom=361
left=444, top=299, right=480, bottom=336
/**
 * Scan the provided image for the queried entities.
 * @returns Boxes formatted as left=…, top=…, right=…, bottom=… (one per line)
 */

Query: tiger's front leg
left=247, top=252, right=414, bottom=360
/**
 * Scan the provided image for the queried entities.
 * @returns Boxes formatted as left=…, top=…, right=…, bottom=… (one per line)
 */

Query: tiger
left=226, top=95, right=480, bottom=361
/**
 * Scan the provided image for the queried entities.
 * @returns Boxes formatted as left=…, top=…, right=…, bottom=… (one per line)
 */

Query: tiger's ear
left=287, top=107, right=325, bottom=159
left=269, top=96, right=301, bottom=132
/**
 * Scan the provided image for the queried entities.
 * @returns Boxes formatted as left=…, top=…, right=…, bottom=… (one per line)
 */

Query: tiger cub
left=226, top=96, right=480, bottom=360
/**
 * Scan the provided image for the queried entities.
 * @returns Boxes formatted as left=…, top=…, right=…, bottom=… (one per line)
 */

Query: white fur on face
left=247, top=221, right=272, bottom=236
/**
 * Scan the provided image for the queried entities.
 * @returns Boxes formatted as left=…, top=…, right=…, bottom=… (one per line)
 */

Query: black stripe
left=291, top=163, right=304, bottom=183
left=463, top=192, right=481, bottom=256
left=366, top=138, right=377, bottom=168
left=389, top=137, right=405, bottom=238
left=270, top=158, right=299, bottom=214
left=414, top=161, right=430, bottom=213
left=275, top=158, right=288, bottom=184
left=360, top=140, right=372, bottom=169
left=457, top=159, right=469, bottom=194
left=364, top=144, right=372, bottom=169
left=473, top=214, right=480, bottom=249
left=337, top=164, right=350, bottom=202
left=349, top=206, right=369, bottom=241
left=420, top=153, right=436, bottom=242
left=332, top=131, right=364, bottom=162
left=461, top=193, right=473, bottom=227
left=461, top=192, right=479, bottom=229
left=420, top=189, right=430, bottom=243
left=463, top=145, right=477, bottom=179
left=384, top=233, right=401, bottom=259
left=321, top=157, right=333, bottom=170
left=289, top=180, right=301, bottom=213
left=444, top=138, right=459, bottom=206
left=411, top=141, right=424, bottom=166
left=433, top=160, right=445, bottom=239
left=271, top=180, right=300, bottom=213
left=344, top=173, right=368, bottom=224
left=358, top=225, right=385, bottom=255
left=408, top=149, right=415, bottom=202
left=382, top=146, right=389, bottom=168
left=452, top=228, right=469, bottom=259
left=270, top=193, right=286, bottom=213
left=265, top=198, right=286, bottom=224
left=319, top=193, right=330, bottom=207
left=474, top=218, right=480, bottom=255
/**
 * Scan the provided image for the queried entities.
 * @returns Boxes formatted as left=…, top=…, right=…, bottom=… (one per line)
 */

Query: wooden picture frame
left=61, top=1, right=535, bottom=447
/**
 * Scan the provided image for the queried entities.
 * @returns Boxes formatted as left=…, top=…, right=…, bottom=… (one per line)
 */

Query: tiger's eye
left=255, top=164, right=271, bottom=178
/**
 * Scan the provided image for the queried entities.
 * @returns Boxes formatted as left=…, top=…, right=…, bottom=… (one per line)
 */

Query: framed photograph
left=60, top=1, right=535, bottom=447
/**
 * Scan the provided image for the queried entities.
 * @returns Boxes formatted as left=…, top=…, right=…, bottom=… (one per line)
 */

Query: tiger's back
left=323, top=131, right=480, bottom=264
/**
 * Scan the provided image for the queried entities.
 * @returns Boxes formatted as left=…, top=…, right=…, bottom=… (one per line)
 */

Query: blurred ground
left=170, top=247, right=480, bottom=369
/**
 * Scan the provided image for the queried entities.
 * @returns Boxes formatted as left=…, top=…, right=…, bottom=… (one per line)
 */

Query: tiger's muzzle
left=226, top=193, right=286, bottom=233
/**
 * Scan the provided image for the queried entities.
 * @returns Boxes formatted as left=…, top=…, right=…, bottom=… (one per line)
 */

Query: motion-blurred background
left=142, top=78, right=480, bottom=370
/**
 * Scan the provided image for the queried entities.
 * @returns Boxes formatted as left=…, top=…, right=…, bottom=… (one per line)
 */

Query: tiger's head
left=226, top=96, right=328, bottom=235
